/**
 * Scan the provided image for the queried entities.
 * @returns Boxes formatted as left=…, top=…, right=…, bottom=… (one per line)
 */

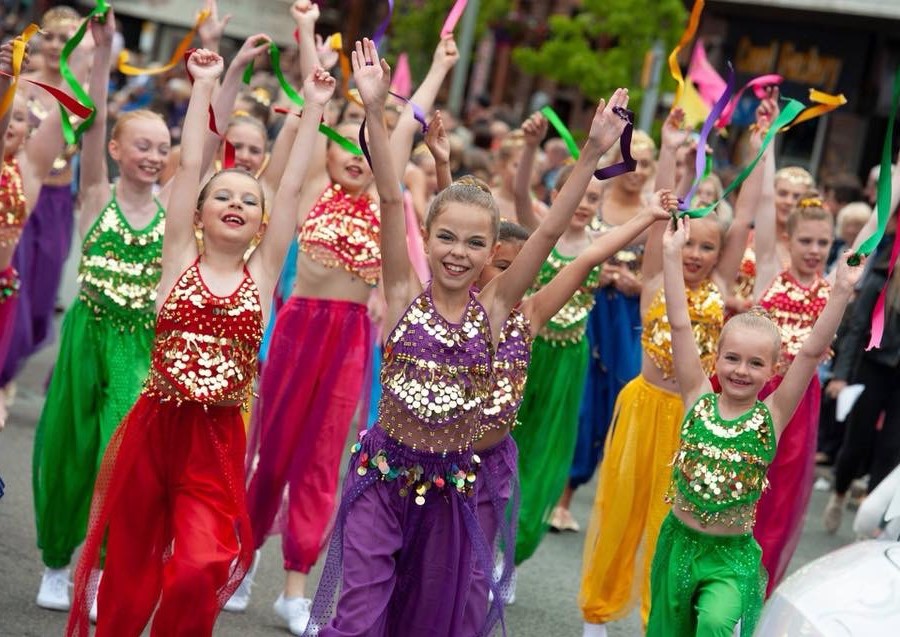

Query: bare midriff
left=292, top=253, right=372, bottom=305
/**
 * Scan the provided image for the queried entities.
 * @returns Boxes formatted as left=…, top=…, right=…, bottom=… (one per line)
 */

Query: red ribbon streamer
left=868, top=221, right=900, bottom=350
left=183, top=49, right=234, bottom=169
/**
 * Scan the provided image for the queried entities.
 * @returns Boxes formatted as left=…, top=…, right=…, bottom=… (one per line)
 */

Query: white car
left=755, top=540, right=900, bottom=636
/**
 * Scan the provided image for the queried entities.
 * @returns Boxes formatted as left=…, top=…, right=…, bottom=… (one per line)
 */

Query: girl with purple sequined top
left=304, top=38, right=633, bottom=637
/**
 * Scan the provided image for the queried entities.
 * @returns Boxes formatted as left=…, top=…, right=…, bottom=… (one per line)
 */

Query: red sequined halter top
left=144, top=260, right=263, bottom=405
left=0, top=158, right=27, bottom=248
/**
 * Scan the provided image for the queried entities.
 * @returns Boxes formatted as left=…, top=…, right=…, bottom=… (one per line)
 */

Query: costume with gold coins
left=512, top=248, right=601, bottom=563
left=580, top=280, right=724, bottom=627
left=33, top=191, right=165, bottom=575
left=68, top=259, right=263, bottom=637
left=646, top=393, right=775, bottom=637
left=0, top=157, right=27, bottom=372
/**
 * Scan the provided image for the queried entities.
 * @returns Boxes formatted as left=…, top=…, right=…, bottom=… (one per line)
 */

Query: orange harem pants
left=245, top=297, right=371, bottom=573
left=67, top=396, right=252, bottom=637
left=580, top=375, right=684, bottom=626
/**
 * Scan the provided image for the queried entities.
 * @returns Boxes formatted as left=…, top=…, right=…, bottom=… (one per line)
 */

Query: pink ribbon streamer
left=687, top=38, right=726, bottom=109
left=716, top=74, right=783, bottom=128
left=441, top=0, right=468, bottom=37
left=867, top=211, right=900, bottom=349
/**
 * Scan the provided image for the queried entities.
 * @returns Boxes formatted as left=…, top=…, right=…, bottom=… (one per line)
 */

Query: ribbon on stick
left=118, top=9, right=210, bottom=75
left=668, top=0, right=705, bottom=110
left=441, top=0, right=469, bottom=37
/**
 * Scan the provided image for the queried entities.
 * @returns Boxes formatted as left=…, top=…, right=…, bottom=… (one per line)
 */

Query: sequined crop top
left=642, top=279, right=724, bottom=379
left=480, top=308, right=531, bottom=437
left=669, top=393, right=776, bottom=532
left=299, top=182, right=381, bottom=286
left=378, top=286, right=493, bottom=453
left=0, top=158, right=27, bottom=248
left=77, top=194, right=165, bottom=332
left=529, top=248, right=600, bottom=346
left=144, top=261, right=263, bottom=406
left=760, top=270, right=830, bottom=365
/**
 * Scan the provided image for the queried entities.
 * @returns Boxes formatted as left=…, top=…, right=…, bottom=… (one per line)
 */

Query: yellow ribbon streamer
left=0, top=24, right=40, bottom=119
left=668, top=0, right=705, bottom=110
left=117, top=9, right=211, bottom=76
left=331, top=33, right=363, bottom=106
left=781, top=88, right=847, bottom=130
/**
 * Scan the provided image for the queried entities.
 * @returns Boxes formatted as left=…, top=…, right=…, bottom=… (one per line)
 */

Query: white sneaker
left=273, top=593, right=312, bottom=636
left=582, top=622, right=608, bottom=637
left=502, top=568, right=517, bottom=606
left=36, top=567, right=71, bottom=611
left=89, top=571, right=102, bottom=624
left=223, top=550, right=260, bottom=613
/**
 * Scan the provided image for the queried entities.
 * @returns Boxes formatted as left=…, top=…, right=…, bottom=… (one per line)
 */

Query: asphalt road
left=0, top=342, right=858, bottom=637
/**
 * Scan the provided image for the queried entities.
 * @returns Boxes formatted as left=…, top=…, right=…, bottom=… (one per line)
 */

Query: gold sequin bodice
left=378, top=287, right=493, bottom=453
left=642, top=279, right=724, bottom=379
left=480, top=308, right=531, bottom=436
left=0, top=158, right=27, bottom=247
left=144, top=261, right=263, bottom=406
left=669, top=393, right=776, bottom=532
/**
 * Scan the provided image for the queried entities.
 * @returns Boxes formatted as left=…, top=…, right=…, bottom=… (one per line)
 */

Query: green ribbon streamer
left=58, top=0, right=108, bottom=144
left=680, top=98, right=806, bottom=219
left=540, top=105, right=580, bottom=159
left=244, top=43, right=362, bottom=156
left=852, top=66, right=900, bottom=264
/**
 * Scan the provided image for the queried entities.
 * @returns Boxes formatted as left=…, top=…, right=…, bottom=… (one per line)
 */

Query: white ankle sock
left=582, top=622, right=608, bottom=637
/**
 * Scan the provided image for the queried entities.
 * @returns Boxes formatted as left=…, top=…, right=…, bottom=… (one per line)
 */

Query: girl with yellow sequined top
left=32, top=9, right=236, bottom=614
left=0, top=38, right=68, bottom=427
left=580, top=107, right=768, bottom=637
left=644, top=216, right=864, bottom=637
left=66, top=50, right=334, bottom=637
left=303, top=39, right=633, bottom=637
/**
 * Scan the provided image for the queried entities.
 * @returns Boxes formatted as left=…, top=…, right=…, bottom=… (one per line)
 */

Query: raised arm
left=655, top=107, right=689, bottom=192
left=852, top=147, right=900, bottom=253
left=663, top=217, right=714, bottom=405
left=526, top=191, right=673, bottom=330
left=0, top=42, right=15, bottom=162
left=513, top=112, right=547, bottom=231
left=253, top=66, right=334, bottom=287
left=389, top=36, right=458, bottom=180
left=77, top=10, right=116, bottom=234
left=770, top=252, right=865, bottom=437
left=481, top=89, right=631, bottom=333
left=424, top=110, right=452, bottom=191
left=752, top=140, right=779, bottom=299
left=197, top=0, right=231, bottom=55
left=160, top=49, right=224, bottom=279
left=260, top=104, right=302, bottom=195
left=353, top=39, right=415, bottom=324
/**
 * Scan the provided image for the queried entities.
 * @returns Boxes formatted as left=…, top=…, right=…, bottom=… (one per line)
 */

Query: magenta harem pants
left=245, top=297, right=371, bottom=573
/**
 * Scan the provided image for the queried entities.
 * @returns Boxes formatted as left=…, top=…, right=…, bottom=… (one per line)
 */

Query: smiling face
left=197, top=171, right=265, bottom=250
left=108, top=115, right=172, bottom=185
left=571, top=179, right=603, bottom=230
left=774, top=178, right=809, bottom=228
left=425, top=201, right=497, bottom=293
left=787, top=217, right=833, bottom=280
left=716, top=326, right=778, bottom=401
left=226, top=122, right=267, bottom=175
left=682, top=216, right=723, bottom=286
left=326, top=123, right=372, bottom=194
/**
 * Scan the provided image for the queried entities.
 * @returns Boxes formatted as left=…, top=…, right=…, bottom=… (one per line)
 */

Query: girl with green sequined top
left=644, top=216, right=865, bottom=637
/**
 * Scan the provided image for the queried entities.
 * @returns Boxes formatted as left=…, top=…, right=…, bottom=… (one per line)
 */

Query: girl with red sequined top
left=66, top=50, right=337, bottom=637
left=645, top=217, right=864, bottom=637
left=750, top=124, right=838, bottom=594
left=0, top=39, right=67, bottom=429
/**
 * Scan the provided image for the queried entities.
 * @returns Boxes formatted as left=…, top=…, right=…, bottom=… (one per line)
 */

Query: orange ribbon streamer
left=0, top=24, right=40, bottom=119
left=668, top=0, right=705, bottom=110
left=780, top=88, right=847, bottom=130
left=117, top=9, right=211, bottom=76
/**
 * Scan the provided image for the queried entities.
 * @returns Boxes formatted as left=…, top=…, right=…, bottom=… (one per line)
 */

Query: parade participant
left=580, top=106, right=765, bottom=636
left=304, top=38, right=632, bottom=637
left=66, top=49, right=334, bottom=637
left=645, top=215, right=863, bottom=637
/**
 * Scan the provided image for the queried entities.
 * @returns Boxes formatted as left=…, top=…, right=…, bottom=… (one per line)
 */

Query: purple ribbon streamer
left=359, top=93, right=428, bottom=168
left=372, top=0, right=395, bottom=48
left=593, top=107, right=637, bottom=180
left=679, top=63, right=736, bottom=210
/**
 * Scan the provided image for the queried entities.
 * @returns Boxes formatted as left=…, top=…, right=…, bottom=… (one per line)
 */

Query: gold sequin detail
left=0, top=158, right=27, bottom=248
left=528, top=247, right=600, bottom=346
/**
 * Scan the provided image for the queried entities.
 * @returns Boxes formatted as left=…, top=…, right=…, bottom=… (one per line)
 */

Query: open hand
left=303, top=65, right=336, bottom=106
left=315, top=34, right=339, bottom=71
left=661, top=107, right=691, bottom=151
left=198, top=0, right=231, bottom=47
left=425, top=111, right=450, bottom=164
left=187, top=48, right=224, bottom=82
left=351, top=38, right=390, bottom=108
left=522, top=112, right=548, bottom=148
left=587, top=88, right=630, bottom=154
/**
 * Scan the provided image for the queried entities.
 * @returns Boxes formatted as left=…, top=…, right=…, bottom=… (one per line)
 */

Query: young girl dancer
left=66, top=49, right=335, bottom=637
left=752, top=164, right=835, bottom=593
left=579, top=107, right=766, bottom=636
left=303, top=38, right=632, bottom=637
left=646, top=217, right=863, bottom=637
left=465, top=188, right=673, bottom=626
left=0, top=40, right=67, bottom=428
left=239, top=4, right=459, bottom=630
left=32, top=11, right=247, bottom=611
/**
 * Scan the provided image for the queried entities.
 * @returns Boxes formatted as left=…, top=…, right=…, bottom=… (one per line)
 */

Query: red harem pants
left=66, top=396, right=252, bottom=637
left=0, top=265, right=19, bottom=369
left=245, top=297, right=371, bottom=573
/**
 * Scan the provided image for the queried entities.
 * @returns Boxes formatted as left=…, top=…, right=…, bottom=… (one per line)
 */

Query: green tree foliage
left=386, top=0, right=511, bottom=80
left=513, top=0, right=687, bottom=112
